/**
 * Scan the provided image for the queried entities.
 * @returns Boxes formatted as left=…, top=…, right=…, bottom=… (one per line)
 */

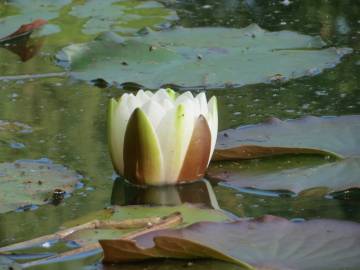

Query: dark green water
left=0, top=0, right=359, bottom=269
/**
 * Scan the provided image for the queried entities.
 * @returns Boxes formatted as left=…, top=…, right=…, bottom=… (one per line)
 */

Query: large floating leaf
left=56, top=24, right=351, bottom=88
left=92, top=259, right=243, bottom=270
left=100, top=216, right=360, bottom=270
left=214, top=115, right=360, bottom=160
left=210, top=115, right=360, bottom=194
left=0, top=256, right=21, bottom=270
left=69, top=0, right=178, bottom=35
left=213, top=180, right=360, bottom=221
left=0, top=159, right=82, bottom=214
left=207, top=157, right=360, bottom=195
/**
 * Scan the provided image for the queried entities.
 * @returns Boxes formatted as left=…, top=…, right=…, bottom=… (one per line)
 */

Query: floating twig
left=0, top=215, right=166, bottom=253
left=0, top=72, right=67, bottom=81
left=19, top=212, right=182, bottom=268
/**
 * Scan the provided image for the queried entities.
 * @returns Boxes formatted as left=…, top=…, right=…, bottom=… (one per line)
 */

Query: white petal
left=153, top=88, right=171, bottom=103
left=196, top=92, right=208, bottom=117
left=109, top=96, right=126, bottom=175
left=141, top=100, right=166, bottom=129
left=176, top=92, right=201, bottom=120
left=159, top=98, right=175, bottom=113
left=156, top=103, right=196, bottom=184
left=135, top=90, right=151, bottom=106
left=175, top=91, right=193, bottom=105
left=144, top=90, right=153, bottom=98
left=207, top=96, right=218, bottom=163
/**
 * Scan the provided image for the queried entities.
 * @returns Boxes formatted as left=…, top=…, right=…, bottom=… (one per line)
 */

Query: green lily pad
left=0, top=159, right=82, bottom=214
left=210, top=115, right=360, bottom=194
left=56, top=24, right=352, bottom=89
left=0, top=256, right=21, bottom=270
left=207, top=157, right=360, bottom=195
left=69, top=0, right=178, bottom=35
left=100, top=216, right=360, bottom=270
left=213, top=181, right=360, bottom=221
left=214, top=115, right=360, bottom=160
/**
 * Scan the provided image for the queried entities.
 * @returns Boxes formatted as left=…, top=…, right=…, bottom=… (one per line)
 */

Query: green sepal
left=166, top=88, right=177, bottom=100
left=107, top=98, right=118, bottom=167
left=123, top=108, right=163, bottom=185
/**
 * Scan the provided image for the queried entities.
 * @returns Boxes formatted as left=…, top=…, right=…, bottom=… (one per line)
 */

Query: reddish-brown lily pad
left=100, top=215, right=360, bottom=270
left=0, top=19, right=47, bottom=61
left=0, top=19, right=47, bottom=43
left=213, top=115, right=360, bottom=160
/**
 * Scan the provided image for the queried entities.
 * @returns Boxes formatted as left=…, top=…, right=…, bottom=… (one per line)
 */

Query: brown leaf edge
left=212, top=116, right=345, bottom=161
left=100, top=238, right=252, bottom=269
left=100, top=216, right=286, bottom=269
left=0, top=19, right=48, bottom=43
left=212, top=145, right=334, bottom=161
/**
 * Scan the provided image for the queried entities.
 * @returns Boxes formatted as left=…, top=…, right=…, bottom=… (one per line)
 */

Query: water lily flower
left=108, top=89, right=218, bottom=186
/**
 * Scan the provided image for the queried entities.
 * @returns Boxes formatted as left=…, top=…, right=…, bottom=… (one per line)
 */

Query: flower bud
left=108, top=89, right=218, bottom=185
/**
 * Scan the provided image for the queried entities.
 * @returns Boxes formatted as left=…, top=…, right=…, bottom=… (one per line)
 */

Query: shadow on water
left=111, top=177, right=219, bottom=208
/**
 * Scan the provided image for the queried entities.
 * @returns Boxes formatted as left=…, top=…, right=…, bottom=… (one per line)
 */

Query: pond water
left=0, top=0, right=359, bottom=269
